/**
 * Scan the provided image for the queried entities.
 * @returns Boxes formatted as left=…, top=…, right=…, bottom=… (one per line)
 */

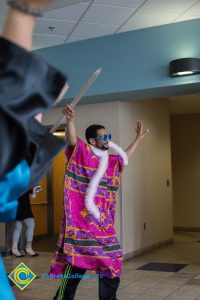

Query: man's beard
left=98, top=143, right=109, bottom=151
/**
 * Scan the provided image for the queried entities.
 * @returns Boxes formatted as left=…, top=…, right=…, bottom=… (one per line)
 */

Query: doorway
left=33, top=129, right=66, bottom=252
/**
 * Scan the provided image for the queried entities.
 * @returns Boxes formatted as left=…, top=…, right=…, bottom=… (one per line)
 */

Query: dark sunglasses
left=93, top=134, right=112, bottom=142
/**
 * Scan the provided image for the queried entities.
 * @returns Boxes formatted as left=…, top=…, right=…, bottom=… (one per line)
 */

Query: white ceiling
left=1, top=0, right=200, bottom=49
left=33, top=0, right=200, bottom=49
left=168, top=93, right=200, bottom=115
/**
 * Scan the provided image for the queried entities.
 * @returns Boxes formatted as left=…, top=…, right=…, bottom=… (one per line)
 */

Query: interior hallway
left=3, top=231, right=200, bottom=300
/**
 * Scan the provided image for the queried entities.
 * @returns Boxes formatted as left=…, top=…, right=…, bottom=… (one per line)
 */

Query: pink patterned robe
left=49, top=138, right=124, bottom=278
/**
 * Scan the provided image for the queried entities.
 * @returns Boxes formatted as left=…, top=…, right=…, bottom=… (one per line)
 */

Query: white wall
left=171, top=113, right=200, bottom=228
left=43, top=99, right=173, bottom=256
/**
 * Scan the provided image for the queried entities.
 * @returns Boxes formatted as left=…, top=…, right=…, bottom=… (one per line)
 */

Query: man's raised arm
left=63, top=104, right=77, bottom=146
left=125, top=120, right=149, bottom=159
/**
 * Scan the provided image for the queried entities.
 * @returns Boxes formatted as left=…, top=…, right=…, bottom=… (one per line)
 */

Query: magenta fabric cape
left=49, top=138, right=124, bottom=278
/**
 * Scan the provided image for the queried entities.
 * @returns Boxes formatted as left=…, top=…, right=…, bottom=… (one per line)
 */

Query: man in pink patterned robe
left=50, top=105, right=149, bottom=300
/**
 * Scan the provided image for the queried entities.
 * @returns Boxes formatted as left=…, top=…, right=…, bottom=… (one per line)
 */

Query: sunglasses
left=93, top=134, right=112, bottom=142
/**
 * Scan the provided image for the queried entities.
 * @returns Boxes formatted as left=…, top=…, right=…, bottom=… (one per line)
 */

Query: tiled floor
left=3, top=231, right=200, bottom=300
left=33, top=235, right=58, bottom=252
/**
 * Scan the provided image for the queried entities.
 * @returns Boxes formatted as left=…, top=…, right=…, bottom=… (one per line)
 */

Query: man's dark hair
left=85, top=124, right=105, bottom=144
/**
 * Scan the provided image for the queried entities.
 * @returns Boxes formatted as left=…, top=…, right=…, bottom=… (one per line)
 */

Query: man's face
left=91, top=128, right=110, bottom=150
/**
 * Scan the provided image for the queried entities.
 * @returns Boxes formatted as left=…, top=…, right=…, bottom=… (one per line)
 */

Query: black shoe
left=10, top=250, right=24, bottom=258
left=24, top=248, right=39, bottom=257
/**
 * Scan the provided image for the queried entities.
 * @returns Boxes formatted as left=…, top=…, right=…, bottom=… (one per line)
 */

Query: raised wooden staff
left=50, top=68, right=102, bottom=134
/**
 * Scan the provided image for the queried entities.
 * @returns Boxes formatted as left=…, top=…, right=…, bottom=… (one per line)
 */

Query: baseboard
left=34, top=233, right=58, bottom=240
left=123, top=237, right=174, bottom=261
left=174, top=227, right=200, bottom=232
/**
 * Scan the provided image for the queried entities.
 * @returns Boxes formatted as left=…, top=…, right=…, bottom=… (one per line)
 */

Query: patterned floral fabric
left=50, top=138, right=124, bottom=278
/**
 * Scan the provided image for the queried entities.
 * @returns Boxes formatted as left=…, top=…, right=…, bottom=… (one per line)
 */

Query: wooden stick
left=50, top=68, right=102, bottom=134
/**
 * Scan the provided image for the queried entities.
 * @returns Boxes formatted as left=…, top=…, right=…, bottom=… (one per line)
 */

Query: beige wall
left=119, top=99, right=173, bottom=255
left=171, top=113, right=200, bottom=228
left=43, top=99, right=173, bottom=256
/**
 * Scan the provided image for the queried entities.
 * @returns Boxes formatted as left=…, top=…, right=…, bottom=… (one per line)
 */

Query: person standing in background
left=11, top=188, right=40, bottom=257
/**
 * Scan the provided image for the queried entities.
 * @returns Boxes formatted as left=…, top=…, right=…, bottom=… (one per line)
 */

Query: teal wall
left=36, top=19, right=200, bottom=103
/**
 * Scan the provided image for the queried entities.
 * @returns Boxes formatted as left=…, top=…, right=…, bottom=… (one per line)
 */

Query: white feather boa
left=109, top=141, right=128, bottom=166
left=84, top=142, right=128, bottom=220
